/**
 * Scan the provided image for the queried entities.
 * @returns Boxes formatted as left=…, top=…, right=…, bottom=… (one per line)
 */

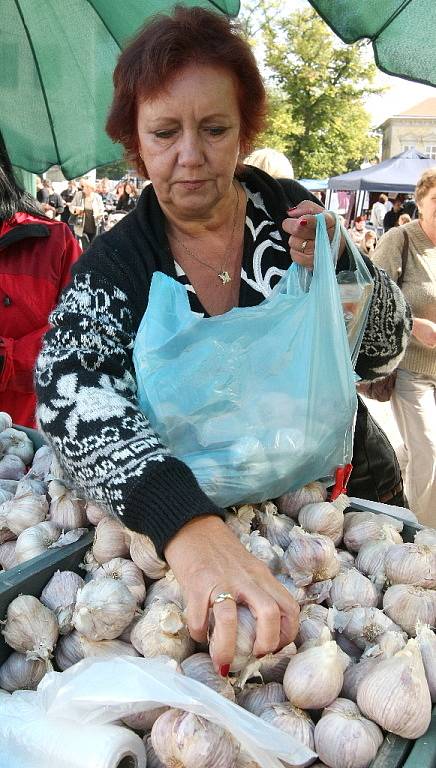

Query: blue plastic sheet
left=133, top=214, right=372, bottom=507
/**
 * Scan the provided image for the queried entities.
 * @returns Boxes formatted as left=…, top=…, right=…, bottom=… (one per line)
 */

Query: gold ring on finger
left=301, top=240, right=308, bottom=253
left=213, top=592, right=236, bottom=605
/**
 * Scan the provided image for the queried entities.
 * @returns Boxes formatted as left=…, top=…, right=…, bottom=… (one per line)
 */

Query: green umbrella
left=308, top=0, right=436, bottom=88
left=0, top=0, right=239, bottom=179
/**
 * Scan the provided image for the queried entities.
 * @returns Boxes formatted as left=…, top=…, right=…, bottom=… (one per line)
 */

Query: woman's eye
left=206, top=127, right=227, bottom=136
left=154, top=129, right=177, bottom=139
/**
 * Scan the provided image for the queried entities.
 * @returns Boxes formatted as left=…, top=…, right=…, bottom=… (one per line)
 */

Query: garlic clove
left=283, top=640, right=348, bottom=710
left=357, top=638, right=432, bottom=739
left=298, top=501, right=344, bottom=545
left=236, top=681, right=286, bottom=716
left=276, top=482, right=327, bottom=519
left=130, top=601, right=194, bottom=662
left=129, top=531, right=168, bottom=579
left=327, top=568, right=379, bottom=611
left=73, top=578, right=137, bottom=640
left=283, top=527, right=340, bottom=586
left=2, top=594, right=59, bottom=661
left=315, top=698, right=383, bottom=768
left=151, top=708, right=239, bottom=768
left=384, top=542, right=436, bottom=589
left=182, top=652, right=235, bottom=700
left=260, top=702, right=315, bottom=751
left=383, top=584, right=436, bottom=637
left=92, top=516, right=130, bottom=564
left=0, top=651, right=49, bottom=691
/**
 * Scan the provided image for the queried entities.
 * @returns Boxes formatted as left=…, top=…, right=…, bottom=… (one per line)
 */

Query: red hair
left=106, top=6, right=267, bottom=177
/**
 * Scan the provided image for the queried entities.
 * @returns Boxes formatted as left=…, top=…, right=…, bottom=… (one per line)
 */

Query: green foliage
left=95, top=158, right=130, bottom=180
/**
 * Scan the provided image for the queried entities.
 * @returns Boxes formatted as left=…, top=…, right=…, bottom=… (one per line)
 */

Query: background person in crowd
left=116, top=181, right=138, bottom=212
left=69, top=177, right=105, bottom=248
left=348, top=214, right=367, bottom=246
left=383, top=194, right=405, bottom=232
left=398, top=213, right=411, bottom=226
left=0, top=134, right=81, bottom=427
left=372, top=168, right=436, bottom=527
left=36, top=178, right=64, bottom=219
left=244, top=148, right=294, bottom=179
left=370, top=193, right=389, bottom=234
left=36, top=7, right=411, bottom=672
left=60, top=179, right=77, bottom=225
left=359, top=229, right=377, bottom=257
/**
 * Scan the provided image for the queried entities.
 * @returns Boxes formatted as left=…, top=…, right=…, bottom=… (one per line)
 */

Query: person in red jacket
left=0, top=136, right=81, bottom=428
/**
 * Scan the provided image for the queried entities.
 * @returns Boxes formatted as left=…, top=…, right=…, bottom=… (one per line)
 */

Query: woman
left=244, top=148, right=294, bottom=179
left=359, top=230, right=377, bottom=257
left=372, top=169, right=436, bottom=526
left=70, top=178, right=104, bottom=248
left=348, top=215, right=367, bottom=247
left=0, top=134, right=81, bottom=428
left=116, top=181, right=138, bottom=212
left=36, top=7, right=411, bottom=672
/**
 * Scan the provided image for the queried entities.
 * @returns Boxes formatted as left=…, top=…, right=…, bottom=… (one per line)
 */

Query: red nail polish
left=287, top=206, right=298, bottom=213
left=219, top=664, right=230, bottom=677
left=299, top=219, right=308, bottom=226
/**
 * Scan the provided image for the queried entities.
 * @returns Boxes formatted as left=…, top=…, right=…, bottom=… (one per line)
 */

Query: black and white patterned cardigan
left=35, top=166, right=412, bottom=553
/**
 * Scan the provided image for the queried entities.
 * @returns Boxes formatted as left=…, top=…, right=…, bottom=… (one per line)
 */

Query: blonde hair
left=415, top=167, right=436, bottom=207
left=398, top=213, right=411, bottom=225
left=244, top=148, right=294, bottom=179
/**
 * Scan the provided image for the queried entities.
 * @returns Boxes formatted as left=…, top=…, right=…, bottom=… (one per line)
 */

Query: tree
left=244, top=6, right=380, bottom=178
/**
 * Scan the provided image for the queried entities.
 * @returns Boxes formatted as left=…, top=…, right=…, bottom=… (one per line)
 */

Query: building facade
left=379, top=97, right=436, bottom=160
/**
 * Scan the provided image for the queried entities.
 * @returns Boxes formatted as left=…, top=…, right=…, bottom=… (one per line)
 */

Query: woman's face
left=136, top=64, right=241, bottom=221
left=124, top=183, right=132, bottom=195
left=418, top=185, right=436, bottom=227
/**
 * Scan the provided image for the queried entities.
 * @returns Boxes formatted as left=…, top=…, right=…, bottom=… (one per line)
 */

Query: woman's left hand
left=282, top=201, right=339, bottom=269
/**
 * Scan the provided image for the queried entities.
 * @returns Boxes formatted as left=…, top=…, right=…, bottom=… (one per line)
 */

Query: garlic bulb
left=383, top=584, right=436, bottom=636
left=0, top=540, right=17, bottom=570
left=260, top=702, right=315, bottom=751
left=304, top=579, right=332, bottom=605
left=357, top=638, right=432, bottom=738
left=2, top=595, right=59, bottom=661
left=0, top=412, right=12, bottom=433
left=258, top=642, right=297, bottom=684
left=343, top=512, right=402, bottom=552
left=315, top=698, right=383, bottom=768
left=30, top=445, right=53, bottom=480
left=124, top=706, right=170, bottom=734
left=335, top=633, right=362, bottom=660
left=277, top=482, right=327, bottom=519
left=5, top=490, right=49, bottom=535
left=298, top=501, right=344, bottom=545
left=275, top=573, right=308, bottom=605
left=225, top=504, right=256, bottom=538
left=283, top=527, right=340, bottom=586
left=92, top=516, right=130, bottom=564
left=355, top=527, right=399, bottom=588
left=327, top=568, right=379, bottom=611
left=131, top=601, right=194, bottom=662
left=48, top=480, right=87, bottom=531
left=88, top=557, right=146, bottom=605
left=297, top=604, right=331, bottom=645
left=15, top=520, right=61, bottom=563
left=0, top=454, right=26, bottom=480
left=0, top=428, right=34, bottom=464
left=0, top=651, right=48, bottom=691
left=0, top=479, right=18, bottom=493
left=55, top=630, right=85, bottom=670
left=129, top=531, right=168, bottom=579
left=330, top=606, right=404, bottom=649
left=283, top=640, right=348, bottom=709
left=117, top=614, right=140, bottom=643
left=151, top=709, right=239, bottom=768
left=256, top=501, right=295, bottom=549
left=240, top=530, right=283, bottom=573
left=384, top=543, right=436, bottom=589
left=415, top=528, right=436, bottom=549
left=81, top=636, right=139, bottom=660
left=144, top=570, right=184, bottom=610
left=416, top=624, right=436, bottom=702
left=336, top=549, right=355, bottom=571
left=144, top=736, right=166, bottom=768
left=85, top=499, right=108, bottom=525
left=236, top=682, right=286, bottom=716
left=40, top=570, right=84, bottom=634
left=230, top=605, right=257, bottom=672
left=182, top=653, right=235, bottom=700
left=73, top=578, right=137, bottom=640
left=15, top=474, right=47, bottom=496
left=341, top=630, right=406, bottom=702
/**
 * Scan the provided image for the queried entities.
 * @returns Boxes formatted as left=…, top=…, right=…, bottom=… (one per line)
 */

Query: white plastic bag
left=0, top=657, right=317, bottom=768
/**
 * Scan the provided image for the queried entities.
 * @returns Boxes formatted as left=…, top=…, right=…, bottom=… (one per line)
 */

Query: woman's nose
left=178, top=132, right=204, bottom=166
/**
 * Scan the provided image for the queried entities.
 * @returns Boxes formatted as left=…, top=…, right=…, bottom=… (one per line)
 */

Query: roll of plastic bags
left=0, top=656, right=317, bottom=768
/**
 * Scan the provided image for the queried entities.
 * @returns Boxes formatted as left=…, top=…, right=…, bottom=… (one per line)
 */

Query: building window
left=402, top=144, right=416, bottom=152
left=425, top=145, right=436, bottom=159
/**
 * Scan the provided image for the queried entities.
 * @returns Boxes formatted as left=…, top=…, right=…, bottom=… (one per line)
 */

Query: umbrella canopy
left=308, top=0, right=436, bottom=88
left=0, top=0, right=239, bottom=179
left=328, top=149, right=435, bottom=193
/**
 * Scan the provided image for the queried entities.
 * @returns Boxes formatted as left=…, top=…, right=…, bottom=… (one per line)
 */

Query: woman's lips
left=178, top=180, right=207, bottom=191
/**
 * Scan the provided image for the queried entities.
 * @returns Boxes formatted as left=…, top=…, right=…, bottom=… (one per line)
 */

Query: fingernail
left=299, top=219, right=308, bottom=226
left=287, top=206, right=298, bottom=213
left=219, top=664, right=230, bottom=677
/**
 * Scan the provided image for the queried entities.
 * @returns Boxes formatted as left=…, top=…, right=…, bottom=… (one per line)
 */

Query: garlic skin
left=327, top=568, right=379, bottom=611
left=0, top=489, right=13, bottom=505
left=2, top=595, right=59, bottom=661
left=0, top=428, right=34, bottom=464
left=4, top=490, right=48, bottom=535
left=357, top=638, right=432, bottom=739
left=15, top=474, right=47, bottom=497
left=0, top=509, right=15, bottom=545
left=315, top=698, right=383, bottom=768
left=343, top=512, right=402, bottom=552
left=129, top=532, right=168, bottom=579
left=336, top=549, right=355, bottom=571
left=257, top=642, right=297, bottom=684
left=225, top=504, right=256, bottom=538
left=304, top=579, right=333, bottom=605
left=48, top=480, right=87, bottom=531
left=284, top=640, right=348, bottom=710
left=88, top=557, right=146, bottom=605
left=260, top=702, right=315, bottom=751
left=236, top=682, right=286, bottom=716
left=29, top=445, right=53, bottom=480
left=81, top=637, right=139, bottom=660
left=297, top=604, right=331, bottom=646
left=55, top=631, right=85, bottom=671
left=92, top=517, right=130, bottom=564
left=341, top=631, right=406, bottom=702
left=15, top=520, right=61, bottom=564
left=256, top=501, right=295, bottom=549
left=355, top=529, right=398, bottom=588
left=144, top=571, right=185, bottom=610
left=229, top=605, right=257, bottom=673
left=283, top=527, right=340, bottom=586
left=124, top=706, right=170, bottom=734
left=131, top=601, right=194, bottom=662
left=416, top=624, right=436, bottom=702
left=151, top=709, right=239, bottom=768
left=240, top=531, right=283, bottom=574
left=40, top=570, right=84, bottom=634
left=235, top=752, right=261, bottom=768
left=415, top=528, right=436, bottom=549
left=0, top=454, right=27, bottom=480
left=275, top=573, right=308, bottom=605
left=182, top=653, right=235, bottom=701
left=330, top=606, right=404, bottom=649
left=383, top=584, right=436, bottom=636
left=277, top=482, right=327, bottom=519
left=144, top=735, right=166, bottom=768
left=0, top=540, right=17, bottom=570
left=298, top=501, right=344, bottom=545
left=73, top=578, right=137, bottom=640
left=0, top=651, right=48, bottom=691
left=384, top=543, right=436, bottom=589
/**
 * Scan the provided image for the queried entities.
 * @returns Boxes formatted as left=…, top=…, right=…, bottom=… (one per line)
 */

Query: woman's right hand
left=412, top=317, right=436, bottom=348
left=164, top=515, right=300, bottom=675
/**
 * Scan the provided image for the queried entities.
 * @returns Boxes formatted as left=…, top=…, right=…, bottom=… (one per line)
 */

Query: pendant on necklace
left=218, top=270, right=232, bottom=285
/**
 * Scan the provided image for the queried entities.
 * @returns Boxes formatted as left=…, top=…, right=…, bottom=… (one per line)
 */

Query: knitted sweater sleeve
left=35, top=267, right=225, bottom=555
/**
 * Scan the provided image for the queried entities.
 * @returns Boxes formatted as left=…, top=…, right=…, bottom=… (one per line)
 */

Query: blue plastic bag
left=133, top=214, right=371, bottom=507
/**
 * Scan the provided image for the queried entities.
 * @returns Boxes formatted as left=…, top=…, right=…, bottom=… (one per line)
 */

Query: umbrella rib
left=13, top=0, right=63, bottom=169
left=371, top=0, right=414, bottom=42
left=85, top=0, right=123, bottom=48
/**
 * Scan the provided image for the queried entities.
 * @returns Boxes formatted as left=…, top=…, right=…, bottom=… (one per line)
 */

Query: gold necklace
left=170, top=183, right=240, bottom=285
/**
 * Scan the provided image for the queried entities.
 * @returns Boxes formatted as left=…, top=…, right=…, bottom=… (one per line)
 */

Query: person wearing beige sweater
left=372, top=169, right=436, bottom=526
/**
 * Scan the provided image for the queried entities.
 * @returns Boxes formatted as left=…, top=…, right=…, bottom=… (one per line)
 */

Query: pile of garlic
left=0, top=479, right=435, bottom=768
